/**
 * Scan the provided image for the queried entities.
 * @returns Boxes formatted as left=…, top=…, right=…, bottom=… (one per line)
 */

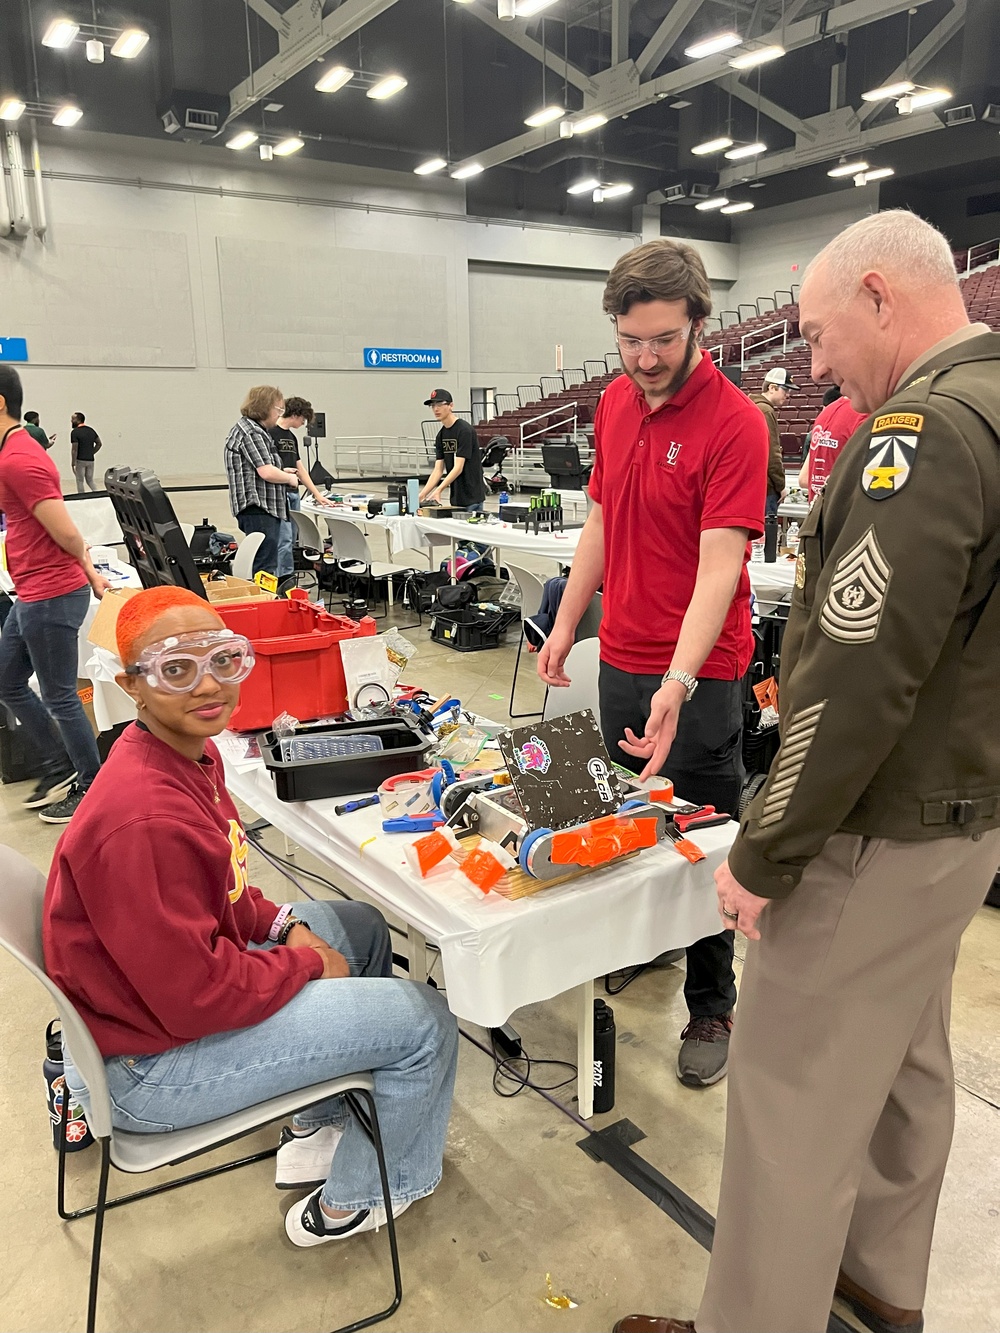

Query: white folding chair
left=289, top=509, right=325, bottom=596
left=323, top=517, right=416, bottom=622
left=505, top=563, right=547, bottom=720
left=230, top=531, right=265, bottom=582
left=0, top=846, right=402, bottom=1333
left=542, top=636, right=601, bottom=726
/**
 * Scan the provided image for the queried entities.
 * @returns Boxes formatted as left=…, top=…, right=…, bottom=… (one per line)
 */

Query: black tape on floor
left=577, top=1119, right=854, bottom=1333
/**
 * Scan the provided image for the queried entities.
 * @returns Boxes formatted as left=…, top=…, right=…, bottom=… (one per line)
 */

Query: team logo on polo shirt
left=861, top=413, right=922, bottom=500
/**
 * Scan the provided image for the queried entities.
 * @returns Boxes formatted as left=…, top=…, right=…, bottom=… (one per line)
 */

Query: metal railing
left=517, top=384, right=542, bottom=407
left=584, top=359, right=606, bottom=378
left=963, top=236, right=1000, bottom=273
left=564, top=367, right=585, bottom=386
left=741, top=318, right=789, bottom=368
left=706, top=343, right=725, bottom=366
left=496, top=392, right=520, bottom=415
left=756, top=295, right=777, bottom=314
left=605, top=351, right=623, bottom=373
left=720, top=309, right=740, bottom=328
left=773, top=289, right=793, bottom=307
left=519, top=401, right=578, bottom=452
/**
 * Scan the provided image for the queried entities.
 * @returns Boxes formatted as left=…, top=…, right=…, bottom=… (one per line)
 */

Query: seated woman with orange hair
left=43, top=586, right=458, bottom=1246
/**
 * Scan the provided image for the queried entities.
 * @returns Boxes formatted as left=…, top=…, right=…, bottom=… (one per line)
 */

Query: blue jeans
left=237, top=509, right=283, bottom=578
left=0, top=585, right=101, bottom=787
left=277, top=491, right=301, bottom=579
left=66, top=900, right=459, bottom=1212
left=765, top=492, right=780, bottom=519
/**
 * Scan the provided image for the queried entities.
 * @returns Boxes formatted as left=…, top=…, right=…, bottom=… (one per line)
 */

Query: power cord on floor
left=460, top=1027, right=588, bottom=1125
left=604, top=963, right=651, bottom=995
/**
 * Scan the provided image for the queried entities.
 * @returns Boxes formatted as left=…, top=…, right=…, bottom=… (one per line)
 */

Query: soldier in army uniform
left=614, top=211, right=1000, bottom=1333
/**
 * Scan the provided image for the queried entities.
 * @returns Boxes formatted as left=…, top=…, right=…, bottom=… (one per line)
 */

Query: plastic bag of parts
left=435, top=723, right=492, bottom=766
left=272, top=711, right=300, bottom=739
left=340, top=638, right=396, bottom=716
left=380, top=628, right=417, bottom=681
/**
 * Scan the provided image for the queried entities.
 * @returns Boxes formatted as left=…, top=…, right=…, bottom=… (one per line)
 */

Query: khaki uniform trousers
left=697, top=827, right=1000, bottom=1333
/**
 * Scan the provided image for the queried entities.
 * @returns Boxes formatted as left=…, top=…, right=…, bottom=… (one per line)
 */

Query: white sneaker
left=275, top=1124, right=344, bottom=1190
left=284, top=1186, right=412, bottom=1248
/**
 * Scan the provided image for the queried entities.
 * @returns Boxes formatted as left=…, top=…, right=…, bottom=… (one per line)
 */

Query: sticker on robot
left=515, top=736, right=551, bottom=775
left=587, top=757, right=614, bottom=802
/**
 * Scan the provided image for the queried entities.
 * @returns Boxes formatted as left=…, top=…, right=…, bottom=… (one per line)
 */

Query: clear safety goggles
left=125, top=629, right=255, bottom=694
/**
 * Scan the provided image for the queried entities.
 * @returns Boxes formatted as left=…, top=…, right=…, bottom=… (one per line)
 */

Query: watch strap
left=662, top=669, right=698, bottom=701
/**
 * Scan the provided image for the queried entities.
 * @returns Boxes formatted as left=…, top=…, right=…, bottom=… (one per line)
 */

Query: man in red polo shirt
left=538, top=239, right=768, bottom=1086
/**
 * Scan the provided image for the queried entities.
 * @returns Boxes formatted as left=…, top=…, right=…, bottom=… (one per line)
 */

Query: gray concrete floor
left=1, top=482, right=998, bottom=1332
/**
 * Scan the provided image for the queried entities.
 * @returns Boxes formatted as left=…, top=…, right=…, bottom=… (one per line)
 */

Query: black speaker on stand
left=305, top=412, right=334, bottom=488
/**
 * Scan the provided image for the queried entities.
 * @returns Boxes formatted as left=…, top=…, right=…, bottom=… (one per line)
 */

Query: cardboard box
left=86, top=587, right=141, bottom=656
left=201, top=575, right=275, bottom=605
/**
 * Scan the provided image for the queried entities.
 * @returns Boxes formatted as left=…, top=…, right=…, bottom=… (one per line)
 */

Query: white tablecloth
left=415, top=516, right=581, bottom=565
left=222, top=755, right=732, bottom=1028
left=750, top=558, right=796, bottom=605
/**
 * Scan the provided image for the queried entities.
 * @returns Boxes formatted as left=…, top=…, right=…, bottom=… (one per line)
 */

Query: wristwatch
left=662, top=669, right=698, bottom=702
left=276, top=914, right=302, bottom=946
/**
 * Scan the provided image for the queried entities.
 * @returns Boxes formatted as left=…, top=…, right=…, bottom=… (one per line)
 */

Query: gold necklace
left=201, top=763, right=221, bottom=804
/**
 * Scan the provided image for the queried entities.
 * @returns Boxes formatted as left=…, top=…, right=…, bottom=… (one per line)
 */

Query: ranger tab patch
left=861, top=426, right=919, bottom=499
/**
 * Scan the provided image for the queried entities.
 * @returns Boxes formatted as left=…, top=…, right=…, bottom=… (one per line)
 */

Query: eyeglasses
left=125, top=630, right=255, bottom=694
left=615, top=321, right=693, bottom=358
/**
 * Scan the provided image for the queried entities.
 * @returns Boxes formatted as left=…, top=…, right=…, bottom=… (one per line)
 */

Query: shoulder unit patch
left=819, top=526, right=892, bottom=645
left=861, top=426, right=919, bottom=500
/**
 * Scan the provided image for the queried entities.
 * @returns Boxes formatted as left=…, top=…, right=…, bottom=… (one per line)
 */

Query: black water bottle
left=43, top=1020, right=94, bottom=1152
left=763, top=514, right=779, bottom=563
left=593, top=999, right=616, bottom=1114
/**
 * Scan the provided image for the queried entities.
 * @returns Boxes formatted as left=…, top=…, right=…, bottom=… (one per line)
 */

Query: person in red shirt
left=0, top=366, right=110, bottom=823
left=44, top=585, right=458, bottom=1248
left=538, top=239, right=768, bottom=1087
left=798, top=385, right=869, bottom=501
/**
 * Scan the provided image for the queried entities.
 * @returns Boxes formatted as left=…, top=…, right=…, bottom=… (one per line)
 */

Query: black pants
left=599, top=661, right=743, bottom=1019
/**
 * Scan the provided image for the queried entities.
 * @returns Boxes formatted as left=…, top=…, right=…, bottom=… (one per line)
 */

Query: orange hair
left=116, top=587, right=221, bottom=665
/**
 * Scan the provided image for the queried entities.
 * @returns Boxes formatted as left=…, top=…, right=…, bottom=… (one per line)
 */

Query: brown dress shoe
left=612, top=1318, right=695, bottom=1333
left=836, top=1271, right=924, bottom=1333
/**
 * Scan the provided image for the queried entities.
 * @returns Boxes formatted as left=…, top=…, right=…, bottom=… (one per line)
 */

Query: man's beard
left=625, top=328, right=700, bottom=400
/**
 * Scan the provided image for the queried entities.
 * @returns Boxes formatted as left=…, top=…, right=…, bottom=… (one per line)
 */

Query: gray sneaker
left=38, top=784, right=87, bottom=825
left=677, top=1013, right=733, bottom=1087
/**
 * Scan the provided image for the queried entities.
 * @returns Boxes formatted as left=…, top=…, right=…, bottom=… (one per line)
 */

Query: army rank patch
left=861, top=427, right=919, bottom=499
left=820, top=526, right=892, bottom=645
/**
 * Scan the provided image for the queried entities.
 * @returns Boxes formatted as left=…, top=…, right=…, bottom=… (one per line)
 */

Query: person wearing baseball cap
left=418, top=389, right=486, bottom=515
left=751, top=366, right=797, bottom=514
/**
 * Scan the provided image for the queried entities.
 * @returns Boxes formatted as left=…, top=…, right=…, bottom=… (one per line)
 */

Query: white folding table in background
left=221, top=750, right=733, bottom=1119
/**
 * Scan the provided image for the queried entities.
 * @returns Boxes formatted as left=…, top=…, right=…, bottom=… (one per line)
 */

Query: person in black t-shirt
left=70, top=413, right=102, bottom=493
left=268, top=396, right=332, bottom=580
left=418, top=390, right=486, bottom=511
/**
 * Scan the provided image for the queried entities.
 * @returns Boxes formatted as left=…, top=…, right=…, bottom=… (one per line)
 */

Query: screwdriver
left=334, top=794, right=380, bottom=816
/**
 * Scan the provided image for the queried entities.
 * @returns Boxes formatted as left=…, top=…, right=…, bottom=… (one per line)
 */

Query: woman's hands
left=284, top=923, right=350, bottom=978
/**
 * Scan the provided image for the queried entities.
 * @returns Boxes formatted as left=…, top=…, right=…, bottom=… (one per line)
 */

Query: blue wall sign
left=0, top=338, right=29, bottom=362
left=363, top=347, right=442, bottom=370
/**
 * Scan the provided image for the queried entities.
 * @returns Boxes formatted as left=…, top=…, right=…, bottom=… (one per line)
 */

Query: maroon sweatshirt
left=43, top=724, right=323, bottom=1057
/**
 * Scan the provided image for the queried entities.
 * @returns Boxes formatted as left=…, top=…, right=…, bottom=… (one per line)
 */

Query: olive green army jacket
left=731, top=331, right=1000, bottom=898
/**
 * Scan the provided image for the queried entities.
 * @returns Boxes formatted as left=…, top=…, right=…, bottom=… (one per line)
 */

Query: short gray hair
left=807, top=209, right=958, bottom=293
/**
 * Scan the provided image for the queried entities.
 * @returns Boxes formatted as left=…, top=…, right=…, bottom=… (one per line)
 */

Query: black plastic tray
left=260, top=715, right=432, bottom=802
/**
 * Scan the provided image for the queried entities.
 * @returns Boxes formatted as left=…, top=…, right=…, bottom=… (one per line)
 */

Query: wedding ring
left=722, top=908, right=739, bottom=920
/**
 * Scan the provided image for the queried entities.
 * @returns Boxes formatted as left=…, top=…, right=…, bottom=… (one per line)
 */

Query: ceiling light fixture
left=42, top=18, right=80, bottom=48
left=571, top=112, right=608, bottom=134
left=414, top=157, right=448, bottom=174
left=259, top=144, right=274, bottom=161
left=0, top=97, right=26, bottom=122
left=110, top=28, right=149, bottom=58
left=684, top=31, right=740, bottom=59
left=724, top=140, right=766, bottom=159
left=669, top=99, right=692, bottom=109
left=860, top=79, right=915, bottom=102
left=691, top=135, right=733, bottom=155
left=855, top=166, right=894, bottom=185
left=524, top=103, right=565, bottom=127
left=273, top=136, right=304, bottom=156
left=695, top=195, right=730, bottom=210
left=721, top=200, right=754, bottom=214
left=52, top=104, right=84, bottom=126
left=597, top=183, right=632, bottom=199
left=451, top=162, right=484, bottom=179
left=897, top=87, right=951, bottom=113
left=827, top=159, right=868, bottom=177
left=315, top=65, right=353, bottom=93
left=516, top=0, right=559, bottom=15
left=367, top=74, right=407, bottom=100
left=567, top=177, right=601, bottom=194
left=729, top=43, right=784, bottom=69
left=86, top=38, right=104, bottom=62
left=226, top=129, right=259, bottom=150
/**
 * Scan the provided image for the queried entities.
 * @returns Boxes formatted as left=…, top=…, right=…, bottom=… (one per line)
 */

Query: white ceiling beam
left=857, top=0, right=966, bottom=123
left=450, top=0, right=942, bottom=175
left=635, top=0, right=708, bottom=79
left=244, top=0, right=290, bottom=37
left=719, top=107, right=944, bottom=185
left=228, top=0, right=402, bottom=121
left=611, top=0, right=632, bottom=66
left=463, top=3, right=599, bottom=96
left=721, top=73, right=818, bottom=139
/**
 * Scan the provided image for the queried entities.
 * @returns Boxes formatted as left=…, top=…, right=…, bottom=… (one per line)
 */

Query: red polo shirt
left=589, top=352, right=768, bottom=678
left=0, top=427, right=88, bottom=603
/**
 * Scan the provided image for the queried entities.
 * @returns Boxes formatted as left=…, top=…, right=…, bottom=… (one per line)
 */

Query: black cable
left=460, top=1028, right=590, bottom=1130
left=604, top=962, right=651, bottom=995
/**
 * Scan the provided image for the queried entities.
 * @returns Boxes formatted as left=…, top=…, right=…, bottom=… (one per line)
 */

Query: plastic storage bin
left=215, top=592, right=377, bottom=731
left=430, top=605, right=519, bottom=653
left=260, top=716, right=432, bottom=802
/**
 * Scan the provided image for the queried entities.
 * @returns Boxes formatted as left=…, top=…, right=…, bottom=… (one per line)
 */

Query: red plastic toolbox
left=216, top=592, right=377, bottom=731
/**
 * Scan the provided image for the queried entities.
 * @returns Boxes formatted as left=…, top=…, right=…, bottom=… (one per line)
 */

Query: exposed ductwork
left=0, top=136, right=12, bottom=236
left=4, top=131, right=32, bottom=237
left=29, top=128, right=47, bottom=238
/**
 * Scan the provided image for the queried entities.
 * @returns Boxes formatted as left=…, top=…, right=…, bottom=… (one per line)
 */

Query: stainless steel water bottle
left=593, top=999, right=616, bottom=1114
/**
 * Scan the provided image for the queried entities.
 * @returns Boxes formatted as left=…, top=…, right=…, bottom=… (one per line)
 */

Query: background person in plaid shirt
left=224, top=385, right=298, bottom=578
